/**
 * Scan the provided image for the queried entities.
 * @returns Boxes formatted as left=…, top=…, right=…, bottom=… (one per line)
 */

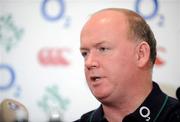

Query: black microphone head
left=176, top=87, right=180, bottom=100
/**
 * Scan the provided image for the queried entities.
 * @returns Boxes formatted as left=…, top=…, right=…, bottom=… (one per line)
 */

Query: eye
left=81, top=51, right=88, bottom=58
left=99, top=47, right=109, bottom=52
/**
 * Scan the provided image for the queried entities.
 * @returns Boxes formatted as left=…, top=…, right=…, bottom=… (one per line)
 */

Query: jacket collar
left=91, top=82, right=168, bottom=122
left=123, top=82, right=168, bottom=122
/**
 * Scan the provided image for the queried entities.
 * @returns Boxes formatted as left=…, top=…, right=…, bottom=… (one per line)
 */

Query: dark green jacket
left=74, top=82, right=180, bottom=122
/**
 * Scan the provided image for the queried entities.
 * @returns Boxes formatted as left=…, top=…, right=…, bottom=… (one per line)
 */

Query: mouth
left=90, top=76, right=102, bottom=81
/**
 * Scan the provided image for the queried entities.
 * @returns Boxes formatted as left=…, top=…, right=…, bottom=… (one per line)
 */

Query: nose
left=85, top=51, right=99, bottom=70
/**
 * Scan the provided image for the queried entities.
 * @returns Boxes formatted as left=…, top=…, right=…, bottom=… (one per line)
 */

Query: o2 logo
left=135, top=0, right=158, bottom=20
left=0, top=64, right=21, bottom=97
left=41, top=0, right=65, bottom=21
left=38, top=47, right=70, bottom=66
left=40, top=0, right=71, bottom=27
left=139, top=106, right=151, bottom=121
left=0, top=64, right=15, bottom=90
left=135, top=0, right=164, bottom=26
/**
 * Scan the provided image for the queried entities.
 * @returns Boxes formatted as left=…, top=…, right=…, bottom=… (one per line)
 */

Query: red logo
left=38, top=48, right=70, bottom=66
left=155, top=47, right=166, bottom=66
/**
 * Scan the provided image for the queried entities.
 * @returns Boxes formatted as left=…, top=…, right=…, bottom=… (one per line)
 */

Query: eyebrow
left=80, top=41, right=107, bottom=51
left=80, top=47, right=88, bottom=52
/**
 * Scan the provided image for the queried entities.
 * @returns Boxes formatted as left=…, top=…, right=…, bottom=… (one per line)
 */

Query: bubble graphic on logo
left=41, top=0, right=65, bottom=21
left=135, top=0, right=159, bottom=20
left=0, top=64, right=15, bottom=90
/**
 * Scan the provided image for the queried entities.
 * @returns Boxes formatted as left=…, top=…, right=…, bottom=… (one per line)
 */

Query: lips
left=90, top=76, right=101, bottom=81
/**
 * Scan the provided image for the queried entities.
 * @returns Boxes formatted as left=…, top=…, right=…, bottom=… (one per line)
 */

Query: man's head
left=80, top=8, right=156, bottom=103
left=91, top=8, right=157, bottom=65
left=120, top=8, right=157, bottom=66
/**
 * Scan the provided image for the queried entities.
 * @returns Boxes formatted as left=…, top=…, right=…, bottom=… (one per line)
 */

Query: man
left=75, top=8, right=179, bottom=122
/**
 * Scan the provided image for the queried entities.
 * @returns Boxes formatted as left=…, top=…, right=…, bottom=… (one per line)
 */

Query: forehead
left=80, top=10, right=129, bottom=44
left=84, top=10, right=128, bottom=28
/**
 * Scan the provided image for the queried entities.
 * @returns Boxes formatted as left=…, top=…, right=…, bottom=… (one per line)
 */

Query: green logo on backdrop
left=0, top=14, right=24, bottom=52
left=38, top=85, right=70, bottom=120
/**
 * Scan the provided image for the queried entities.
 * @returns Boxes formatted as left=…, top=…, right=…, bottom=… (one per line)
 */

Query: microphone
left=0, top=98, right=28, bottom=122
left=176, top=87, right=180, bottom=100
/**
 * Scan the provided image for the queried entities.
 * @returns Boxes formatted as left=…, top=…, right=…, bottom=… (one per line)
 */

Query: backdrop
left=0, top=0, right=180, bottom=121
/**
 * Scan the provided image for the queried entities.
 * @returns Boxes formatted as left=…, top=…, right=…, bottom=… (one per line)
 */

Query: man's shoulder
left=165, top=96, right=180, bottom=121
left=159, top=95, right=180, bottom=122
left=163, top=95, right=179, bottom=110
left=73, top=110, right=95, bottom=122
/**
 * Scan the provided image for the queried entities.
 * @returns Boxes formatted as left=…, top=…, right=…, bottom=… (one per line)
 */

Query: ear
left=135, top=41, right=150, bottom=67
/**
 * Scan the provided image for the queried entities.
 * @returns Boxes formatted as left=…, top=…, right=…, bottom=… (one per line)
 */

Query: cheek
left=84, top=69, right=92, bottom=86
left=84, top=69, right=89, bottom=80
left=107, top=50, right=135, bottom=77
left=112, top=50, right=133, bottom=66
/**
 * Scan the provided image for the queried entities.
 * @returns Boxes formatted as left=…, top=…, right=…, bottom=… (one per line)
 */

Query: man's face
left=80, top=11, right=138, bottom=103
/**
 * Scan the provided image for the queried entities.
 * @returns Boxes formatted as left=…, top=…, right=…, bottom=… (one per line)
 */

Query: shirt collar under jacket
left=90, top=82, right=168, bottom=122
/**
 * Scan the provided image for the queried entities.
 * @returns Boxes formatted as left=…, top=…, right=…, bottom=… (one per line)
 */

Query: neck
left=103, top=79, right=153, bottom=122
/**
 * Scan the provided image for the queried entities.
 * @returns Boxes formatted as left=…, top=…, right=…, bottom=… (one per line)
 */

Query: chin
left=96, top=96, right=113, bottom=105
left=94, top=92, right=111, bottom=102
left=90, top=85, right=113, bottom=100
